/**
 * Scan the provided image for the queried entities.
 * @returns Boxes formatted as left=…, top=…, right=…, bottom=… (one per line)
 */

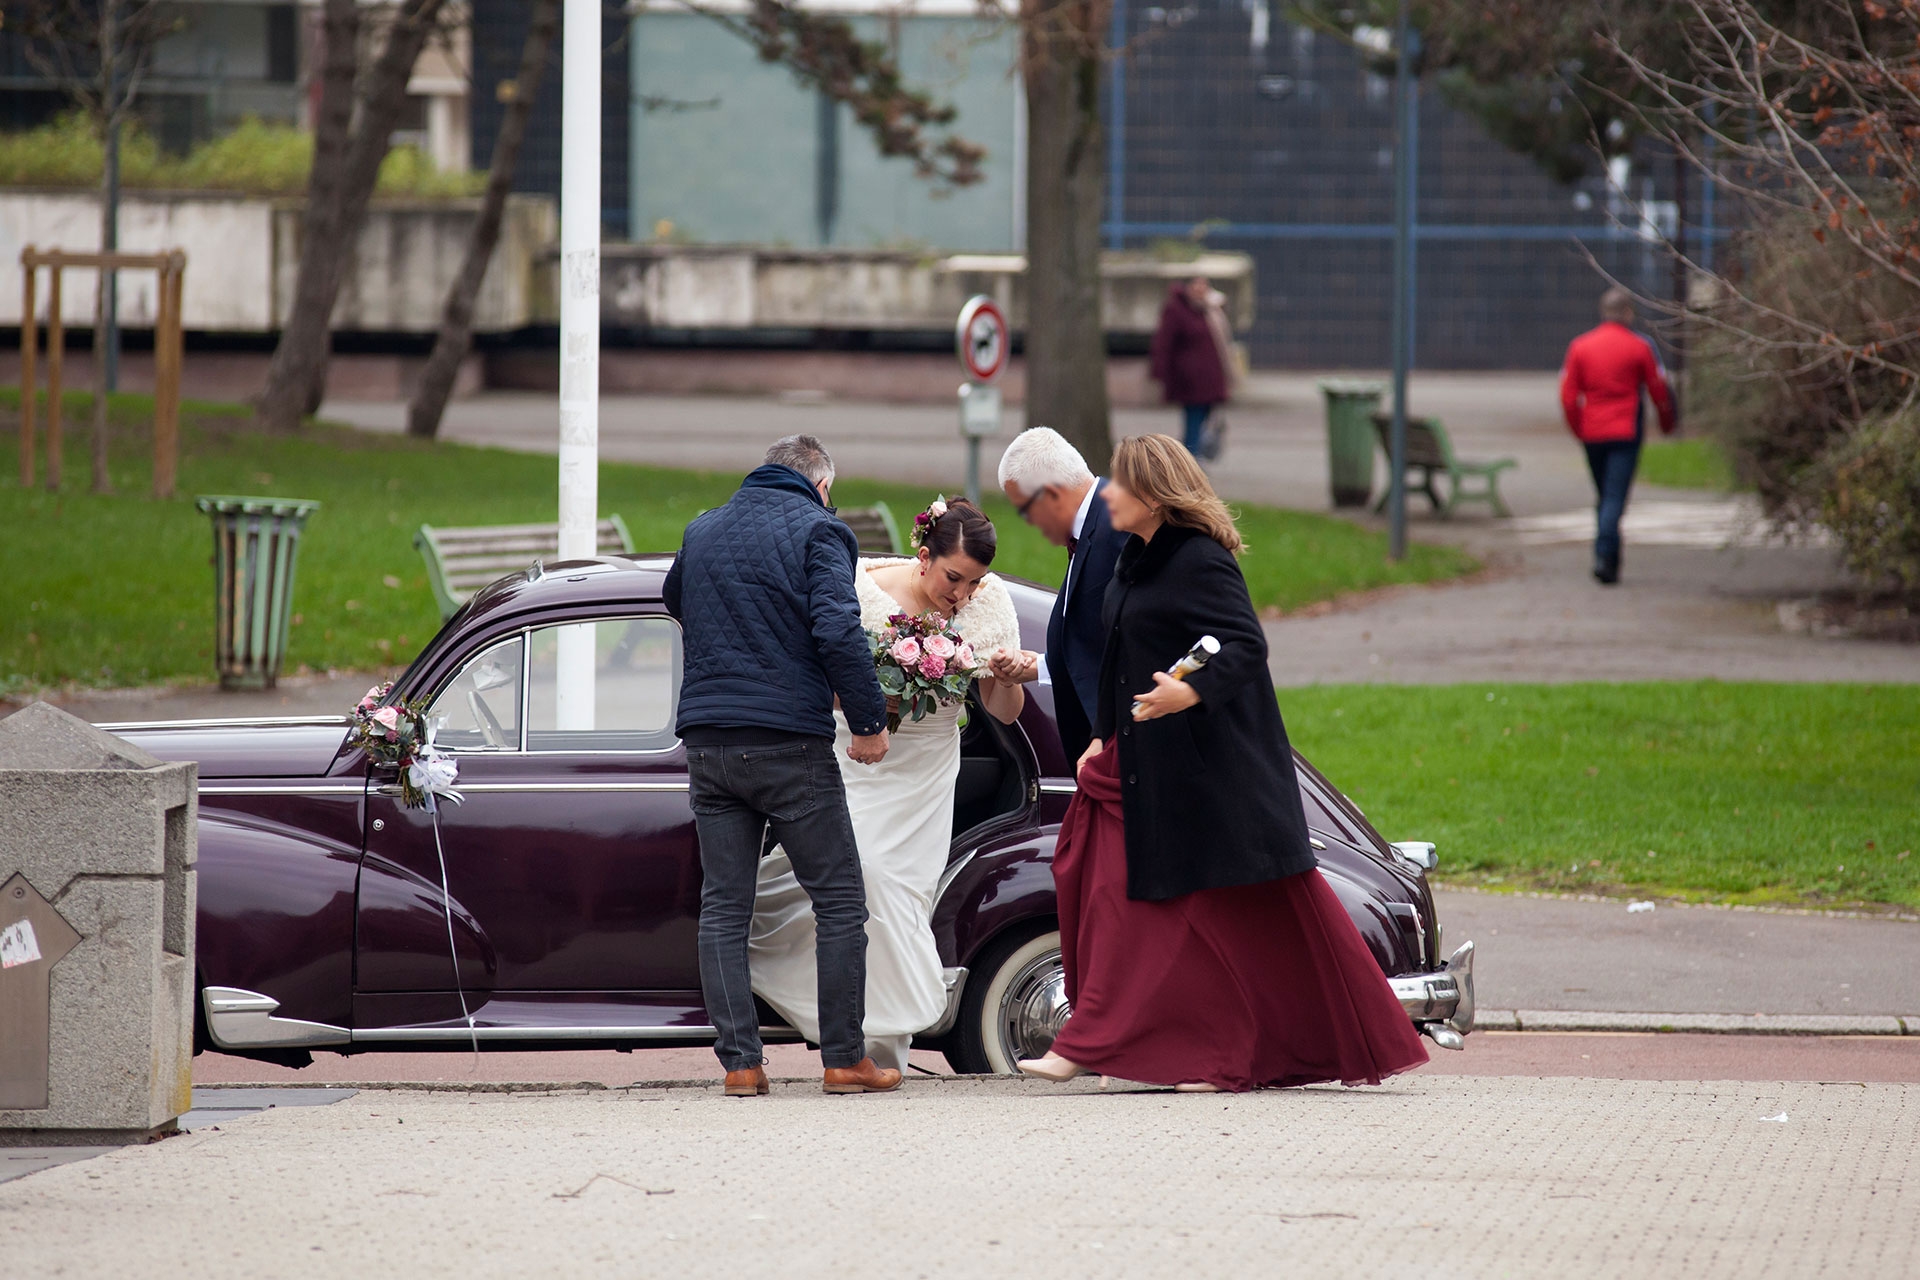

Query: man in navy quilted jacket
left=664, top=435, right=900, bottom=1096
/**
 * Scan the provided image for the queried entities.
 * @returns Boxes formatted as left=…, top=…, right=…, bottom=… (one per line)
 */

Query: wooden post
left=45, top=262, right=64, bottom=493
left=19, top=252, right=36, bottom=489
left=152, top=255, right=184, bottom=499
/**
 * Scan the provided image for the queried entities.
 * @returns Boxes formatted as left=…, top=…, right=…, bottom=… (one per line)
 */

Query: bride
left=749, top=497, right=1026, bottom=1071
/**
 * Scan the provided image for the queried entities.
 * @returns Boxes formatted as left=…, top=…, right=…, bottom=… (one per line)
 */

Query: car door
left=353, top=612, right=704, bottom=1035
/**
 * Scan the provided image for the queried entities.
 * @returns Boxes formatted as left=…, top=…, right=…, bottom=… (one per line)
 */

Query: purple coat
left=1149, top=286, right=1228, bottom=406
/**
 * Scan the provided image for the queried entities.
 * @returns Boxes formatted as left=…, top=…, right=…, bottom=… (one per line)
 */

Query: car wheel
left=946, top=925, right=1067, bottom=1075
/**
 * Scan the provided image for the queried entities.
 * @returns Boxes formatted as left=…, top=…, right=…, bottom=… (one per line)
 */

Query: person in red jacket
left=1560, top=288, right=1678, bottom=584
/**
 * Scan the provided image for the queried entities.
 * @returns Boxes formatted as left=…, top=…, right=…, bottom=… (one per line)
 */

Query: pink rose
left=924, top=633, right=957, bottom=661
left=372, top=706, right=401, bottom=730
left=919, top=653, right=947, bottom=679
left=956, top=642, right=977, bottom=670
left=890, top=636, right=922, bottom=665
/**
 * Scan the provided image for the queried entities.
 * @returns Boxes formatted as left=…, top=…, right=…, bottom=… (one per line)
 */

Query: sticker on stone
left=0, top=917, right=42, bottom=968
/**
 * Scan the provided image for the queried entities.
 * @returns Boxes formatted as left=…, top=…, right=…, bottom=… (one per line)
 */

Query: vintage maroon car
left=110, top=554, right=1473, bottom=1073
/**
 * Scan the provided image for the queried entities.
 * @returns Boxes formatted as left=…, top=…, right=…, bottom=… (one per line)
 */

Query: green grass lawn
left=0, top=390, right=1476, bottom=691
left=1282, top=682, right=1920, bottom=911
left=1638, top=436, right=1739, bottom=490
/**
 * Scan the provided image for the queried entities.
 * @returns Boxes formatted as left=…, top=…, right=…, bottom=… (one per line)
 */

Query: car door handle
left=375, top=783, right=407, bottom=798
left=1309, top=836, right=1327, bottom=851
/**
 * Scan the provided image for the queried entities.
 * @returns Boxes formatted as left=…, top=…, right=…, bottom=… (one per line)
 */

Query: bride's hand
left=1075, top=737, right=1104, bottom=777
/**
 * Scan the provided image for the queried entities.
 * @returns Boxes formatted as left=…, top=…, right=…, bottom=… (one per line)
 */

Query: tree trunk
left=256, top=0, right=446, bottom=432
left=407, top=0, right=559, bottom=439
left=89, top=1, right=116, bottom=493
left=1021, top=0, right=1111, bottom=466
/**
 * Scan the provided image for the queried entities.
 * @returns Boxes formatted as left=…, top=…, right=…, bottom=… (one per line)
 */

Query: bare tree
left=14, top=0, right=176, bottom=491
left=255, top=0, right=453, bottom=433
left=406, top=0, right=561, bottom=439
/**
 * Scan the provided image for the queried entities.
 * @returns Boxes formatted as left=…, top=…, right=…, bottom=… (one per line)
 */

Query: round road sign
left=955, top=295, right=1009, bottom=384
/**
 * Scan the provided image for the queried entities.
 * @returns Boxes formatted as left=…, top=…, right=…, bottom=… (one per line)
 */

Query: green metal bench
left=838, top=501, right=905, bottom=555
left=1369, top=412, right=1517, bottom=518
left=415, top=515, right=635, bottom=619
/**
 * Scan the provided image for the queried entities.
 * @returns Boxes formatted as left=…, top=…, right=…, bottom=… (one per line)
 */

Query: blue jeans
left=1181, top=403, right=1214, bottom=455
left=1584, top=439, right=1641, bottom=579
left=686, top=736, right=868, bottom=1071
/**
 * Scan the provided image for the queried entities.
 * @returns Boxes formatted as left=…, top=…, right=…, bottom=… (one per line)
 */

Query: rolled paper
left=1133, top=634, right=1220, bottom=718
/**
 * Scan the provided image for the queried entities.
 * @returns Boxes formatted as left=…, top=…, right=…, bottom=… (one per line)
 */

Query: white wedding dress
left=748, top=560, right=1022, bottom=1071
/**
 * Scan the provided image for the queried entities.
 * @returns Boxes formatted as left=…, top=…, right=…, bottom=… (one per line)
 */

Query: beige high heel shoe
left=1174, top=1081, right=1222, bottom=1093
left=1017, top=1052, right=1088, bottom=1082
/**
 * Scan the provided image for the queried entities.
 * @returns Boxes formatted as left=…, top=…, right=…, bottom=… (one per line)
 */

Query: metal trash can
left=194, top=495, right=320, bottom=690
left=1317, top=378, right=1386, bottom=508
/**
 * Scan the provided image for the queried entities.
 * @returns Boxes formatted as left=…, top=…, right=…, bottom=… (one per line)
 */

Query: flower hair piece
left=909, top=496, right=949, bottom=552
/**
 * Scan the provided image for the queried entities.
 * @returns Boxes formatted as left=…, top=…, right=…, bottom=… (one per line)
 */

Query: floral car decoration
left=348, top=682, right=461, bottom=810
left=871, top=611, right=982, bottom=732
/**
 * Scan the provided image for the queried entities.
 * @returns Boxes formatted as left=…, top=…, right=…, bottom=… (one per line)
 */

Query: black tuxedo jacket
left=1045, top=480, right=1128, bottom=761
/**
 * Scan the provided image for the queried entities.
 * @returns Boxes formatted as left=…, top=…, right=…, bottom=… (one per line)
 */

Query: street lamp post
left=1386, top=0, right=1418, bottom=562
left=556, top=0, right=601, bottom=729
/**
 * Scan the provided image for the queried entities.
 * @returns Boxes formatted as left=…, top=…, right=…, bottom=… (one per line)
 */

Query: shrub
left=0, top=114, right=483, bottom=199
left=1686, top=203, right=1920, bottom=589
left=1814, top=411, right=1920, bottom=590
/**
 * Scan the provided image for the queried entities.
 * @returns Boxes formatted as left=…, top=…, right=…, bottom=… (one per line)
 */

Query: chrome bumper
left=1388, top=940, right=1475, bottom=1050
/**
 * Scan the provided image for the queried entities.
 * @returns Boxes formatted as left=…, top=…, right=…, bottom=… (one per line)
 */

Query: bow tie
left=1067, top=534, right=1079, bottom=556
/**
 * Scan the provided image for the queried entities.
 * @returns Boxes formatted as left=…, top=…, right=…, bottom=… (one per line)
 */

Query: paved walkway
left=321, top=375, right=1915, bottom=684
left=4, top=1075, right=1914, bottom=1276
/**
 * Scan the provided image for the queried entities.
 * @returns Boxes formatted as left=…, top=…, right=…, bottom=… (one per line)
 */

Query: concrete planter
left=0, top=188, right=555, bottom=334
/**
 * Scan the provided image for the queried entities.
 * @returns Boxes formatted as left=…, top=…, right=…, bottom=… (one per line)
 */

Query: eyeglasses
left=1015, top=486, right=1051, bottom=522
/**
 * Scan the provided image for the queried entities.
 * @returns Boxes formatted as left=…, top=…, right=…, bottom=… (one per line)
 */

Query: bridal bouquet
left=871, top=611, right=982, bottom=732
left=348, top=682, right=462, bottom=810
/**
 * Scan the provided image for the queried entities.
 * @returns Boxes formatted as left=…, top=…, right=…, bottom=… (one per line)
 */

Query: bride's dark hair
left=920, top=497, right=997, bottom=566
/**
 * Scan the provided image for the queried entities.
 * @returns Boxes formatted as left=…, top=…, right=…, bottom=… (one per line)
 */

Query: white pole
left=556, top=0, right=600, bottom=730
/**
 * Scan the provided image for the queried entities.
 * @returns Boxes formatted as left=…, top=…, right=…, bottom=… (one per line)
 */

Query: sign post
left=954, top=295, right=1008, bottom=505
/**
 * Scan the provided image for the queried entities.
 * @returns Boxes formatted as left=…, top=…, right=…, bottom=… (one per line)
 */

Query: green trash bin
left=1317, top=378, right=1386, bottom=508
left=195, top=495, right=321, bottom=690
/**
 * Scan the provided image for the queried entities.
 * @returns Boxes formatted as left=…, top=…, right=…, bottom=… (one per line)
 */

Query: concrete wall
left=588, top=246, right=1255, bottom=335
left=1, top=191, right=556, bottom=334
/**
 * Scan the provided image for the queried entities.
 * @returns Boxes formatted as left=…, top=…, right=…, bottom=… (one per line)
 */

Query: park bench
left=415, top=516, right=636, bottom=619
left=1369, top=412, right=1517, bottom=518
left=838, top=501, right=905, bottom=555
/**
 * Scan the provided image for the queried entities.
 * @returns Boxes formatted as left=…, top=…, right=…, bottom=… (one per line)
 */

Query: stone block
left=0, top=703, right=196, bottom=1145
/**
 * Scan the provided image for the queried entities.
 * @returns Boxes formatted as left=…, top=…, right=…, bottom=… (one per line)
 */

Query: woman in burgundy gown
left=1019, top=434, right=1429, bottom=1092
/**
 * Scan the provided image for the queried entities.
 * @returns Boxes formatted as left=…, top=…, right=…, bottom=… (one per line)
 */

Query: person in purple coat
left=1148, top=275, right=1233, bottom=458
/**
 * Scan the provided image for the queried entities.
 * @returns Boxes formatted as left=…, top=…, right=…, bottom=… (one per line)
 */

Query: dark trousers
left=1584, top=439, right=1641, bottom=579
left=686, top=736, right=868, bottom=1071
left=1181, top=403, right=1213, bottom=455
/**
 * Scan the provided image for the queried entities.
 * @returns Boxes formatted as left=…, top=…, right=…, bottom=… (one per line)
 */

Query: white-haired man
left=988, top=427, right=1129, bottom=762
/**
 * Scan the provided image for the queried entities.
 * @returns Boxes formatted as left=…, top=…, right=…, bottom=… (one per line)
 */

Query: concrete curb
left=1475, top=1009, right=1918, bottom=1036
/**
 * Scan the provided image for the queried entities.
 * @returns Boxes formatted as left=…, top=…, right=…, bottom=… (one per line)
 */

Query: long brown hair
left=1111, top=434, right=1244, bottom=555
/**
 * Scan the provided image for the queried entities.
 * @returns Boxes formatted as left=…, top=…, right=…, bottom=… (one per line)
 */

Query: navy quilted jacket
left=663, top=464, right=887, bottom=739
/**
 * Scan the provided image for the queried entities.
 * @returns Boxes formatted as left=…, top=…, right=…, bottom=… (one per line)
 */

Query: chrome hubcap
left=995, top=946, right=1069, bottom=1064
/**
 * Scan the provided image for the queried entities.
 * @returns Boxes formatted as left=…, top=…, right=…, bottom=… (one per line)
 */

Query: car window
left=525, top=617, right=682, bottom=752
left=428, top=635, right=525, bottom=751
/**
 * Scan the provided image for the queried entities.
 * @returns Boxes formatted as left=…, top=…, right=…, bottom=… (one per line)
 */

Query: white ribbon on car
left=415, top=722, right=478, bottom=1061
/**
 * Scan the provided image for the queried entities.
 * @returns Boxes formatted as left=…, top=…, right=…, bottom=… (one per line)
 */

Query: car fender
left=932, top=824, right=1061, bottom=969
left=195, top=806, right=360, bottom=1030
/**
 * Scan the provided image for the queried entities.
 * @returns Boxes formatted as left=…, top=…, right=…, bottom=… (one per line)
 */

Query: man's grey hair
left=764, top=434, right=835, bottom=487
left=1600, top=287, right=1635, bottom=322
left=997, top=426, right=1094, bottom=496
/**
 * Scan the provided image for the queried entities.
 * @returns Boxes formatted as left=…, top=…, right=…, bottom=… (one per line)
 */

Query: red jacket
left=1560, top=321, right=1677, bottom=444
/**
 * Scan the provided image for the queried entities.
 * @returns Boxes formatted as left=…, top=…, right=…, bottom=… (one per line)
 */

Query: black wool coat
left=1092, top=524, right=1318, bottom=901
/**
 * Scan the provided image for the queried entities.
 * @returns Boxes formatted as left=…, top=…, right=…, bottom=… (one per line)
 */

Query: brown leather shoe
left=724, top=1066, right=769, bottom=1097
left=822, top=1057, right=903, bottom=1094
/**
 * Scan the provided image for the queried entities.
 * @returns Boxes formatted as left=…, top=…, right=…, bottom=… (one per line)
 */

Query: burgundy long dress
left=1046, top=742, right=1430, bottom=1091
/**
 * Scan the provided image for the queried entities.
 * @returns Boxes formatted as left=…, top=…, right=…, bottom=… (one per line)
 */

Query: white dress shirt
left=1036, top=481, right=1100, bottom=685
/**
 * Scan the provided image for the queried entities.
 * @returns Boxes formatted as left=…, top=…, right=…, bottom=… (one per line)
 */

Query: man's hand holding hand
left=988, top=648, right=1041, bottom=684
left=848, top=728, right=891, bottom=765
